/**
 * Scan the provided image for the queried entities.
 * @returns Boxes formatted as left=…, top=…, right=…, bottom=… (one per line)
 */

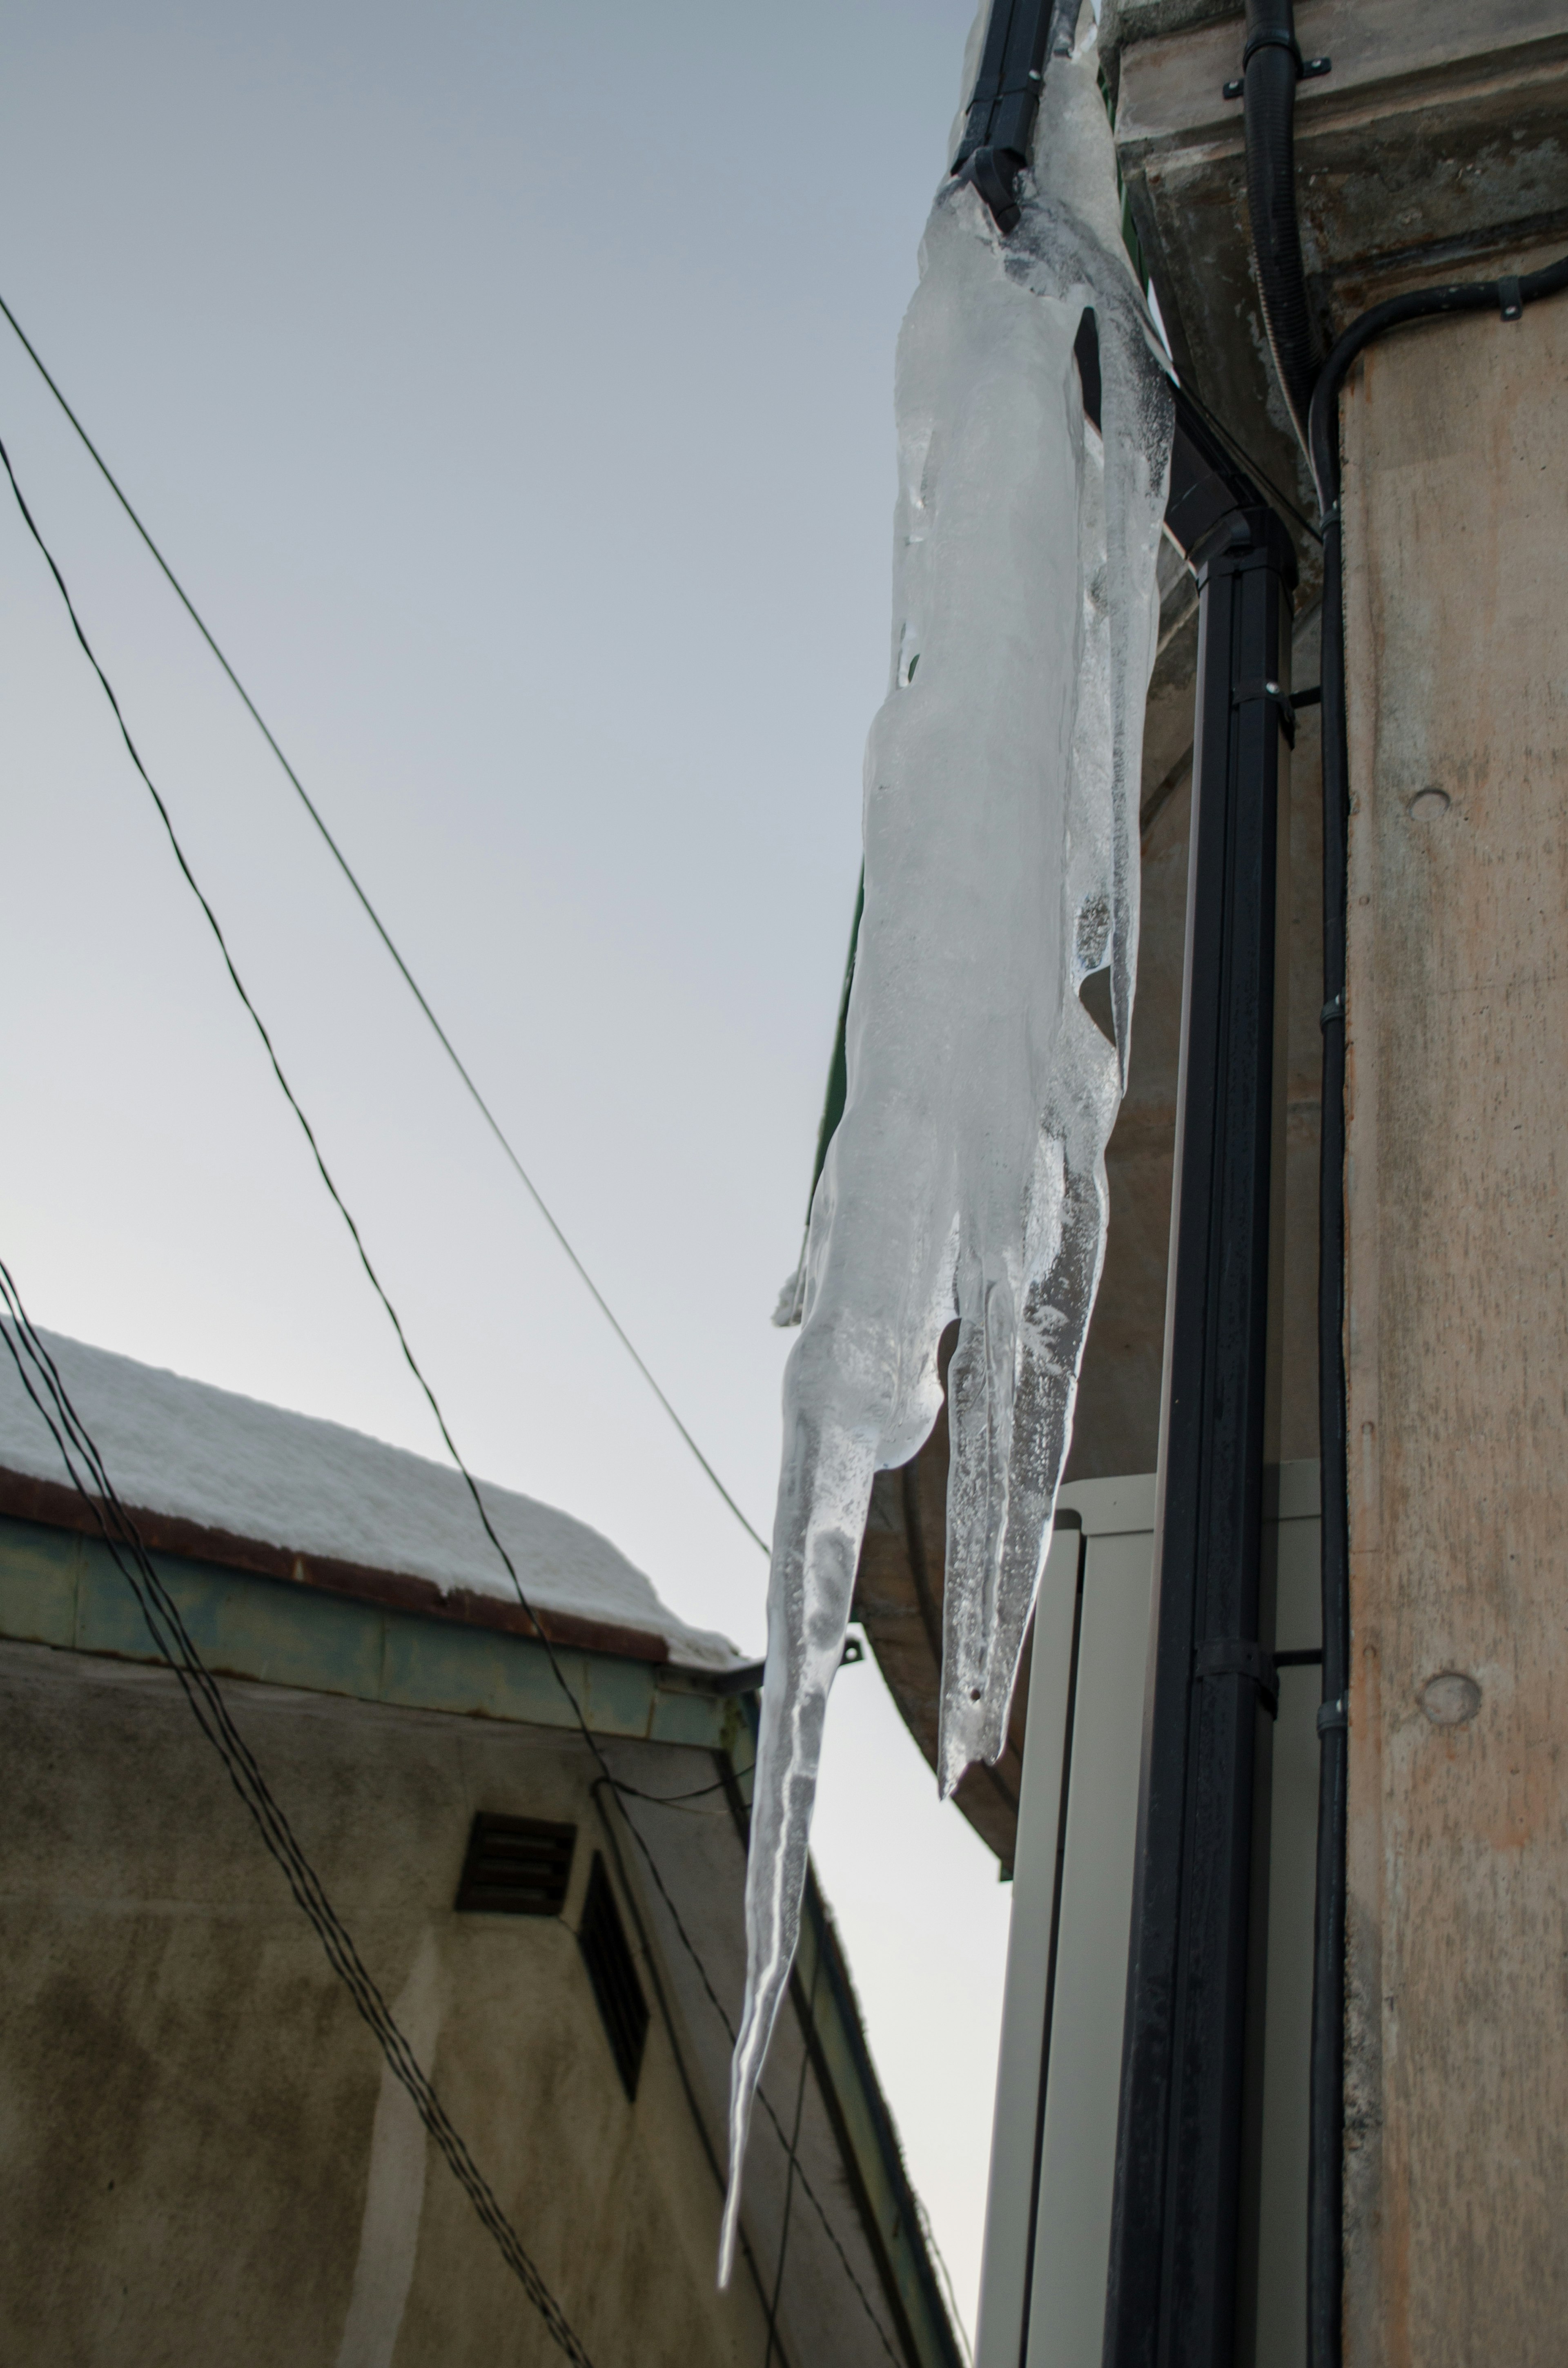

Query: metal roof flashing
left=0, top=1501, right=754, bottom=1755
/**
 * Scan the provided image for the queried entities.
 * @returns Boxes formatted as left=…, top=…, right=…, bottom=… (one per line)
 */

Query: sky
left=0, top=0, right=1015, bottom=2339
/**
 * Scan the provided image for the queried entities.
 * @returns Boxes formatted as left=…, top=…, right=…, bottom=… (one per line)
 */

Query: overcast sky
left=0, top=0, right=1021, bottom=2334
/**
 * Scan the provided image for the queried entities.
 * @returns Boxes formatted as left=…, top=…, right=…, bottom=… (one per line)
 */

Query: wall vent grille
left=454, top=1813, right=575, bottom=1917
left=578, top=1853, right=649, bottom=2100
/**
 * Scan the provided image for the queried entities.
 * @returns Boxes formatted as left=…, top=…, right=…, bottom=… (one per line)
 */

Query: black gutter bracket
left=1233, top=674, right=1298, bottom=745
left=1223, top=42, right=1331, bottom=102
left=1195, top=1637, right=1281, bottom=1721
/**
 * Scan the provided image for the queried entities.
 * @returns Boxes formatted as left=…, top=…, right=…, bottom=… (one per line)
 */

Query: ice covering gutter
left=0, top=1329, right=745, bottom=1676
left=722, top=7, right=1174, bottom=2281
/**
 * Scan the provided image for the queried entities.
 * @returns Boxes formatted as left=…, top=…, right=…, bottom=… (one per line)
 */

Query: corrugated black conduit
left=1240, top=16, right=1568, bottom=2356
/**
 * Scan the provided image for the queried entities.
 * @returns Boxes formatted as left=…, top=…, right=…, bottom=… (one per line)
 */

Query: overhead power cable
left=764, top=1946, right=822, bottom=2368
left=0, top=1278, right=597, bottom=2368
left=0, top=291, right=767, bottom=1561
left=0, top=436, right=906, bottom=2367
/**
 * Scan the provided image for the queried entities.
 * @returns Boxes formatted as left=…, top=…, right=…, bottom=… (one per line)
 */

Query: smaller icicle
left=719, top=19, right=1172, bottom=2286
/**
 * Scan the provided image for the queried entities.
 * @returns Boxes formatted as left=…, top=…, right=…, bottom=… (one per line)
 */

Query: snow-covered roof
left=0, top=1328, right=745, bottom=1675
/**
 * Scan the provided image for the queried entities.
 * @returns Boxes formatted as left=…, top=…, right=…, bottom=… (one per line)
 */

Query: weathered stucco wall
left=1341, top=258, right=1568, bottom=2366
left=0, top=1635, right=891, bottom=2368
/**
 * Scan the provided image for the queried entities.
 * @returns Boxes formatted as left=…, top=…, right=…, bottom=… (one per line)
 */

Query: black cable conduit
left=1238, top=13, right=1568, bottom=2359
left=1241, top=0, right=1319, bottom=446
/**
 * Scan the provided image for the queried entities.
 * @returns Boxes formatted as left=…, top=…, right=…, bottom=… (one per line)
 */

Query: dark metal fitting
left=1321, top=993, right=1345, bottom=1028
left=1047, top=0, right=1080, bottom=55
left=1223, top=44, right=1330, bottom=97
left=1242, top=24, right=1301, bottom=70
left=1316, top=1699, right=1348, bottom=1735
left=951, top=144, right=1025, bottom=234
left=1233, top=675, right=1296, bottom=745
left=1499, top=275, right=1523, bottom=322
left=1195, top=1637, right=1280, bottom=1720
left=1294, top=683, right=1322, bottom=708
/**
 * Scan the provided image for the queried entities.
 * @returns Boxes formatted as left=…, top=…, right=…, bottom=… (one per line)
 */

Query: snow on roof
left=0, top=1328, right=746, bottom=1674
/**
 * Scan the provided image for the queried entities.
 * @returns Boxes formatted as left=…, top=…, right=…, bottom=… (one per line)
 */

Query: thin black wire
left=0, top=435, right=909, bottom=2366
left=618, top=1782, right=903, bottom=2366
left=0, top=421, right=698, bottom=1829
left=0, top=292, right=768, bottom=1563
left=0, top=1281, right=597, bottom=2367
left=1171, top=367, right=1325, bottom=547
left=764, top=1946, right=822, bottom=2368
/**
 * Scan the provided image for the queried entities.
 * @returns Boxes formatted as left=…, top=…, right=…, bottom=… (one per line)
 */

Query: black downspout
left=1305, top=390, right=1350, bottom=2368
left=950, top=0, right=1081, bottom=233
left=1102, top=499, right=1296, bottom=2368
left=1240, top=0, right=1318, bottom=446
left=1233, top=10, right=1337, bottom=2355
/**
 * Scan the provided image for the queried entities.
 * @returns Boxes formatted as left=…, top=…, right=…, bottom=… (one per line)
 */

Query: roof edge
left=0, top=1464, right=676, bottom=1672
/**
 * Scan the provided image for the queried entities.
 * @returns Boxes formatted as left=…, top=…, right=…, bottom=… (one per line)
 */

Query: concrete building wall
left=1340, top=258, right=1568, bottom=2367
left=0, top=1636, right=880, bottom=2368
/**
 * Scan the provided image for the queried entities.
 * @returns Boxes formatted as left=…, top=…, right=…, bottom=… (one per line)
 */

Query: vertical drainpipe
left=1101, top=503, right=1296, bottom=2368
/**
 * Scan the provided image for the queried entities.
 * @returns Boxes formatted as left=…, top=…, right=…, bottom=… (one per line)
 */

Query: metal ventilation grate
left=454, top=1813, right=576, bottom=1917
left=577, top=1853, right=649, bottom=2101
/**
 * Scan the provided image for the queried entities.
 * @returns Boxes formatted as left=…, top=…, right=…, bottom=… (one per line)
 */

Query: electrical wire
left=763, top=1946, right=822, bottom=2368
left=0, top=290, right=768, bottom=1563
left=0, top=1278, right=597, bottom=2368
left=0, top=417, right=720, bottom=1840
left=0, top=434, right=917, bottom=2367
left=581, top=1779, right=782, bottom=2346
left=1169, top=367, right=1324, bottom=546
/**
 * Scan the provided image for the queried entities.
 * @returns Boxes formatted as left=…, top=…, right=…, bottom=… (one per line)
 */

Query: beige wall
left=1341, top=262, right=1568, bottom=2366
left=0, top=1637, right=890, bottom=2368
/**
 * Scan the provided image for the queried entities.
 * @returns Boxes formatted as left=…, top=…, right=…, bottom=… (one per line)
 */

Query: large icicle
left=719, top=22, right=1172, bottom=2282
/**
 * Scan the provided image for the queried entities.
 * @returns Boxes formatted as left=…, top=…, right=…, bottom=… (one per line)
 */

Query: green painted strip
left=0, top=1513, right=737, bottom=1752
left=73, top=1533, right=385, bottom=1698
left=0, top=1517, right=80, bottom=1648
left=801, top=869, right=865, bottom=1233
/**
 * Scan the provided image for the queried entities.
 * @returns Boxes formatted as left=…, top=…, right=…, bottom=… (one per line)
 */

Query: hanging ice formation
left=719, top=11, right=1173, bottom=2283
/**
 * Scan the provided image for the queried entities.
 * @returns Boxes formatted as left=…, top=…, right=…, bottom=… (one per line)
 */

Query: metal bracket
left=1195, top=1637, right=1280, bottom=1719
left=1321, top=992, right=1345, bottom=1029
left=1233, top=675, right=1296, bottom=745
left=1223, top=43, right=1330, bottom=99
left=1499, top=275, right=1523, bottom=322
left=1316, top=1699, right=1348, bottom=1735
